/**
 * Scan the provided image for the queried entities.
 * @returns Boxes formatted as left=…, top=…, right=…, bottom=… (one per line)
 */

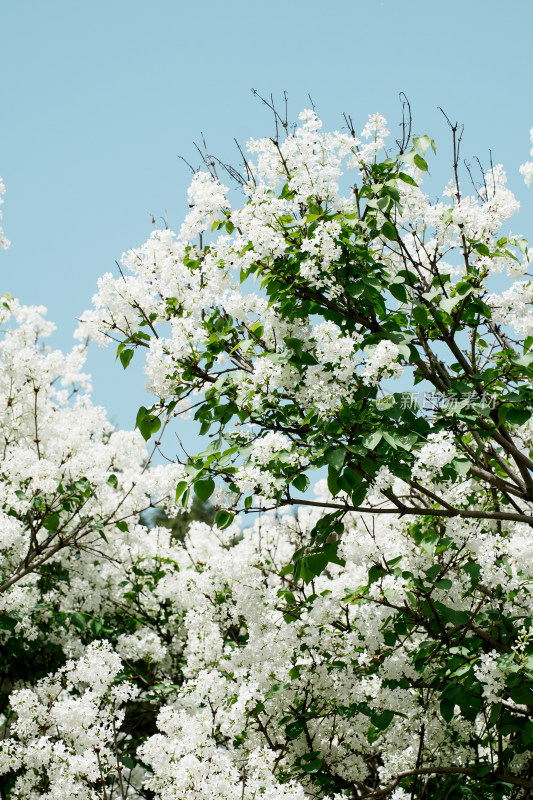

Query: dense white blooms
left=488, top=280, right=533, bottom=338
left=116, top=628, right=167, bottom=663
left=6, top=110, right=533, bottom=799
left=3, top=642, right=138, bottom=798
left=180, top=171, right=230, bottom=243
left=412, top=431, right=458, bottom=481
left=361, top=340, right=403, bottom=385
left=0, top=295, right=188, bottom=650
left=474, top=652, right=506, bottom=705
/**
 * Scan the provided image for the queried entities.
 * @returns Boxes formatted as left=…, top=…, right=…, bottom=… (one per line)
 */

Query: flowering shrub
left=4, top=103, right=533, bottom=798
left=0, top=261, right=186, bottom=796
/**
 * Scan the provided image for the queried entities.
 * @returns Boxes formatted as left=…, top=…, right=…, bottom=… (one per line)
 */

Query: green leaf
left=389, top=282, right=407, bottom=303
left=513, top=351, right=533, bottom=368
left=90, top=618, right=104, bottom=636
left=463, top=561, right=481, bottom=584
left=382, top=431, right=398, bottom=450
left=107, top=473, right=118, bottom=489
left=508, top=685, right=533, bottom=705
left=327, top=467, right=339, bottom=497
left=267, top=682, right=289, bottom=697
left=194, top=477, right=215, bottom=501
left=474, top=242, right=491, bottom=257
left=440, top=697, right=455, bottom=723
left=70, top=612, right=88, bottom=631
left=363, top=431, right=383, bottom=450
left=146, top=415, right=161, bottom=440
left=455, top=281, right=473, bottom=296
left=175, top=480, right=188, bottom=502
left=216, top=509, right=234, bottom=530
left=285, top=719, right=306, bottom=739
left=135, top=407, right=161, bottom=441
left=504, top=408, right=531, bottom=427
left=424, top=564, right=441, bottom=581
left=371, top=709, right=394, bottom=730
left=350, top=483, right=368, bottom=506
left=119, top=348, right=135, bottom=369
left=381, top=221, right=397, bottom=241
left=301, top=758, right=322, bottom=773
left=43, top=512, right=60, bottom=532
left=300, top=553, right=328, bottom=583
left=413, top=135, right=436, bottom=155
left=433, top=602, right=469, bottom=626
left=293, top=473, right=310, bottom=493
left=368, top=564, right=385, bottom=585
left=289, top=665, right=301, bottom=680
left=0, top=615, right=18, bottom=632
left=452, top=459, right=470, bottom=476
left=440, top=296, right=462, bottom=315
left=444, top=683, right=471, bottom=711
left=397, top=171, right=418, bottom=186
left=413, top=153, right=428, bottom=172
left=136, top=406, right=148, bottom=429
left=299, top=542, right=345, bottom=584
left=517, top=238, right=529, bottom=256
left=412, top=305, right=429, bottom=326
left=325, top=447, right=346, bottom=471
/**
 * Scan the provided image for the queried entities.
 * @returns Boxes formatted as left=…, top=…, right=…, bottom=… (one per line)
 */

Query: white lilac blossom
left=411, top=431, right=458, bottom=482
left=361, top=340, right=403, bottom=386
left=0, top=294, right=187, bottom=632
left=4, top=432, right=533, bottom=797
left=3, top=642, right=138, bottom=798
left=2, top=494, right=528, bottom=799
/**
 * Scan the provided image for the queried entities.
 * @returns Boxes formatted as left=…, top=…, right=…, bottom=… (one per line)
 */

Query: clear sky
left=1, top=0, right=533, bottom=441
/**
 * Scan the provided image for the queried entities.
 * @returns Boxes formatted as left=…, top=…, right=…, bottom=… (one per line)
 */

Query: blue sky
left=1, top=0, right=533, bottom=441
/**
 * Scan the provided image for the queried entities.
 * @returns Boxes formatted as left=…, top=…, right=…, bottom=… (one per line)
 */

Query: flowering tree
left=0, top=224, right=185, bottom=796
left=4, top=101, right=533, bottom=798
left=77, top=107, right=533, bottom=539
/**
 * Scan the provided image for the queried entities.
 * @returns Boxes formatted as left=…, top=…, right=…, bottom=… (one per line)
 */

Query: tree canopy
left=3, top=102, right=533, bottom=798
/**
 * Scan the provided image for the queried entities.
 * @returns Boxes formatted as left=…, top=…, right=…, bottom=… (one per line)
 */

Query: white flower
left=412, top=431, right=457, bottom=481
left=361, top=340, right=403, bottom=385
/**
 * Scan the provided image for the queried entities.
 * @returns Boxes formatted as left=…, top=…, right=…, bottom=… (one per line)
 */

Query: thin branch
left=276, top=497, right=533, bottom=527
